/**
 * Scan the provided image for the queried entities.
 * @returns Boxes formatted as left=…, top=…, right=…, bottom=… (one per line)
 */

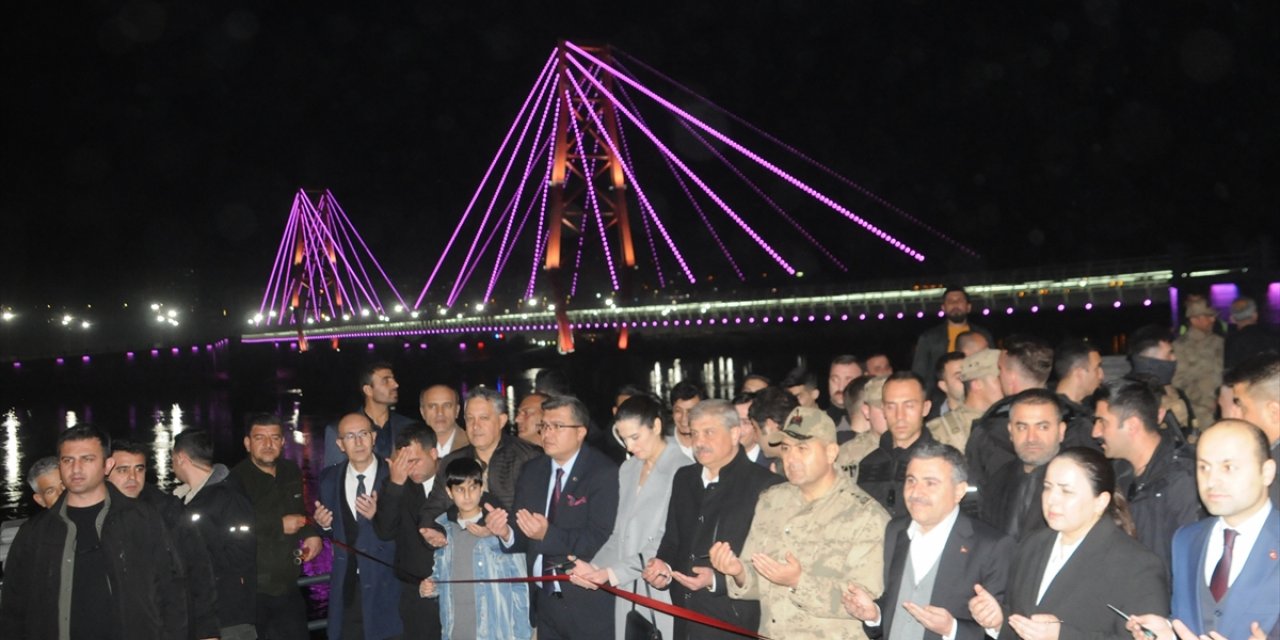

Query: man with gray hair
left=1225, top=296, right=1280, bottom=371
left=644, top=399, right=785, bottom=638
left=27, top=456, right=63, bottom=509
left=844, top=442, right=1013, bottom=640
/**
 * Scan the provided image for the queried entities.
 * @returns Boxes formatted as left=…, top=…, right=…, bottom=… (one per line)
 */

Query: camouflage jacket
left=836, top=431, right=879, bottom=482
left=728, top=476, right=889, bottom=639
left=1172, top=328, right=1224, bottom=431
left=926, top=404, right=981, bottom=451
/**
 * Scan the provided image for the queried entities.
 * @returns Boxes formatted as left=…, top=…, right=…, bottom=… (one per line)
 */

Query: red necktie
left=548, top=468, right=564, bottom=523
left=1210, top=528, right=1238, bottom=602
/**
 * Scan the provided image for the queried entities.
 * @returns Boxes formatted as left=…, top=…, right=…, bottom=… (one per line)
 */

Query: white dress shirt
left=1203, top=501, right=1273, bottom=587
left=345, top=457, right=379, bottom=520
left=867, top=507, right=961, bottom=639
left=437, top=428, right=459, bottom=457
left=1037, top=531, right=1084, bottom=605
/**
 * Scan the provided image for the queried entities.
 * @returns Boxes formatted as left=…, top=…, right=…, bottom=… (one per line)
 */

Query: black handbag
left=625, top=553, right=663, bottom=640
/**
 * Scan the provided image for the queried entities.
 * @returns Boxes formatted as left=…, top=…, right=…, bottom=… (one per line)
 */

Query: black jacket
left=858, top=428, right=937, bottom=519
left=655, top=449, right=785, bottom=640
left=137, top=483, right=220, bottom=639
left=228, top=457, right=318, bottom=596
left=0, top=483, right=189, bottom=639
left=1114, top=436, right=1204, bottom=571
left=964, top=392, right=1098, bottom=490
left=428, top=432, right=541, bottom=519
left=183, top=464, right=258, bottom=627
left=978, top=460, right=1048, bottom=541
left=911, top=322, right=993, bottom=388
left=374, top=476, right=447, bottom=585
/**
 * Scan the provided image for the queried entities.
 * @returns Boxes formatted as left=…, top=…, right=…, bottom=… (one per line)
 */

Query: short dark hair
left=840, top=375, right=875, bottom=409
left=444, top=456, right=484, bottom=488
left=1224, top=352, right=1280, bottom=402
left=934, top=352, right=966, bottom=380
left=1128, top=325, right=1173, bottom=358
left=615, top=383, right=649, bottom=400
left=748, top=386, right=799, bottom=427
left=780, top=367, right=818, bottom=390
left=943, top=286, right=970, bottom=303
left=615, top=394, right=669, bottom=436
left=882, top=371, right=927, bottom=396
left=731, top=391, right=756, bottom=406
left=1096, top=378, right=1159, bottom=432
left=541, top=394, right=591, bottom=427
left=173, top=430, right=215, bottom=466
left=1008, top=388, right=1063, bottom=422
left=112, top=439, right=149, bottom=459
left=395, top=423, right=438, bottom=451
left=1003, top=334, right=1055, bottom=386
left=1054, top=339, right=1100, bottom=380
left=741, top=373, right=771, bottom=387
left=1055, top=447, right=1137, bottom=538
left=246, top=413, right=285, bottom=434
left=909, top=442, right=969, bottom=484
left=534, top=368, right=572, bottom=395
left=670, top=380, right=705, bottom=404
left=57, top=424, right=111, bottom=458
left=359, top=361, right=394, bottom=388
left=830, top=355, right=863, bottom=370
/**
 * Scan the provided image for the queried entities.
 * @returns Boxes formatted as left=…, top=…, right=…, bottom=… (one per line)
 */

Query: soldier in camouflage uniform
left=713, top=407, right=890, bottom=640
left=1172, top=300, right=1224, bottom=431
left=837, top=376, right=888, bottom=481
left=926, top=349, right=1003, bottom=452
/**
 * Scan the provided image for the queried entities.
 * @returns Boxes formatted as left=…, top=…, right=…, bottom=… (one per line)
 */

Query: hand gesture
left=903, top=601, right=957, bottom=637
left=708, top=541, right=744, bottom=579
left=463, top=522, right=492, bottom=538
left=418, top=578, right=437, bottom=598
left=419, top=527, right=448, bottom=548
left=1126, top=614, right=1172, bottom=640
left=283, top=513, right=308, bottom=534
left=311, top=502, right=333, bottom=529
left=389, top=446, right=414, bottom=486
left=752, top=551, right=802, bottom=588
left=515, top=508, right=550, bottom=541
left=1008, top=613, right=1062, bottom=640
left=299, top=536, right=322, bottom=562
left=483, top=503, right=511, bottom=540
left=355, top=491, right=378, bottom=520
left=1166, top=618, right=1266, bottom=640
left=671, top=565, right=714, bottom=592
left=842, top=583, right=880, bottom=622
left=642, top=557, right=674, bottom=590
left=968, top=584, right=1003, bottom=630
left=567, top=558, right=608, bottom=590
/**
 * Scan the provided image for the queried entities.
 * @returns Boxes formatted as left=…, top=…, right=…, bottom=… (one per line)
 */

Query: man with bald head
left=1126, top=420, right=1278, bottom=640
left=420, top=384, right=469, bottom=457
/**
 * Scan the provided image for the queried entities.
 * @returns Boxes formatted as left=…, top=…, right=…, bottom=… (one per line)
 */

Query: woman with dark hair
left=568, top=394, right=692, bottom=638
left=970, top=447, right=1169, bottom=640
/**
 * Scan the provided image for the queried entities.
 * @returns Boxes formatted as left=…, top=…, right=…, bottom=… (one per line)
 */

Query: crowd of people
left=1, top=287, right=1278, bottom=640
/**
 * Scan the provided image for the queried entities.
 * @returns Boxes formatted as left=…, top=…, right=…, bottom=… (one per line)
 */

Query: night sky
left=3, top=2, right=1276, bottom=314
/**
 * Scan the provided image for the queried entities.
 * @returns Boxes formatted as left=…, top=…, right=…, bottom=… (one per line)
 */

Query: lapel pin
left=1269, top=550, right=1277, bottom=561
left=960, top=546, right=969, bottom=554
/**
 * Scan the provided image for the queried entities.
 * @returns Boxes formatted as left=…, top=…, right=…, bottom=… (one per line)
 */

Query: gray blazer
left=593, top=437, right=694, bottom=584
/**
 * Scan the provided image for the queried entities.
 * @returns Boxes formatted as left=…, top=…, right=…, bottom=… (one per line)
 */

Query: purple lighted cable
left=612, top=104, right=667, bottom=288
left=491, top=162, right=551, bottom=300
left=567, top=42, right=925, bottom=263
left=563, top=51, right=795, bottom=275
left=444, top=60, right=557, bottom=308
left=525, top=87, right=562, bottom=300
left=612, top=46, right=976, bottom=259
left=261, top=199, right=302, bottom=319
left=559, top=59, right=697, bottom=283
left=325, top=191, right=407, bottom=311
left=418, top=50, right=558, bottom=309
left=613, top=82, right=744, bottom=281
left=564, top=77, right=620, bottom=291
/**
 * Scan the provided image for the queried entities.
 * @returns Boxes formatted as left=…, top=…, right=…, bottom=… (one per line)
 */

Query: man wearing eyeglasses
left=1093, top=378, right=1202, bottom=570
left=486, top=394, right=620, bottom=640
left=313, top=412, right=401, bottom=639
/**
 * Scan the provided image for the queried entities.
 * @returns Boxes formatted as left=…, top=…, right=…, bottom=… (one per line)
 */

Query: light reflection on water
left=3, top=410, right=22, bottom=512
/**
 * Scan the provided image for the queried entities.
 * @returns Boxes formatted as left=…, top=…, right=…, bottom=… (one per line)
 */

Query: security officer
left=712, top=407, right=890, bottom=639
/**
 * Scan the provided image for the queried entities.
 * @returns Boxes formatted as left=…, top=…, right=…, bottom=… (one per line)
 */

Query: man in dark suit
left=1128, top=420, right=1279, bottom=640
left=314, top=413, right=402, bottom=640
left=910, top=287, right=993, bottom=390
left=486, top=394, right=619, bottom=640
left=372, top=424, right=444, bottom=639
left=643, top=399, right=785, bottom=639
left=845, top=443, right=1013, bottom=640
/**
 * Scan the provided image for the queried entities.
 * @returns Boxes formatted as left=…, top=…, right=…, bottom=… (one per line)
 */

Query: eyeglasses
left=536, top=422, right=584, bottom=434
left=341, top=430, right=373, bottom=442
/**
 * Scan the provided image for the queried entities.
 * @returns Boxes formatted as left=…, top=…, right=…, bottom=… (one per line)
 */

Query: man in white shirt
left=420, top=384, right=469, bottom=457
left=845, top=442, right=1014, bottom=640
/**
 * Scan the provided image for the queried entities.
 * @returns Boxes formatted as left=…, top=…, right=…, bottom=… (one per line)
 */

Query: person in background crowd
left=231, top=414, right=321, bottom=640
left=749, top=385, right=801, bottom=472
left=740, top=374, right=771, bottom=394
left=324, top=362, right=418, bottom=467
left=866, top=354, right=895, bottom=377
left=1173, top=300, right=1225, bottom=432
left=569, top=394, right=692, bottom=638
left=613, top=383, right=648, bottom=415
left=514, top=391, right=548, bottom=447
left=980, top=389, right=1065, bottom=541
left=844, top=443, right=1013, bottom=640
left=1, top=425, right=188, bottom=639
left=671, top=380, right=706, bottom=459
left=782, top=366, right=822, bottom=409
left=713, top=407, right=888, bottom=639
left=1225, top=296, right=1280, bottom=371
left=1124, top=420, right=1278, bottom=640
left=419, top=384, right=469, bottom=457
left=1053, top=339, right=1105, bottom=412
left=1225, top=352, right=1280, bottom=507
left=955, top=330, right=990, bottom=356
left=432, top=385, right=542, bottom=517
left=926, top=352, right=981, bottom=450
left=837, top=376, right=886, bottom=480
left=1128, top=325, right=1195, bottom=440
left=927, top=351, right=967, bottom=421
left=911, top=287, right=993, bottom=389
left=733, top=391, right=771, bottom=468
left=858, top=372, right=936, bottom=518
left=171, top=430, right=259, bottom=640
left=26, top=455, right=63, bottom=509
left=828, top=354, right=866, bottom=426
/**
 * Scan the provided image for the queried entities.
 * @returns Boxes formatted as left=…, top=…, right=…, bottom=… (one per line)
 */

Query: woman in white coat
left=569, top=393, right=693, bottom=638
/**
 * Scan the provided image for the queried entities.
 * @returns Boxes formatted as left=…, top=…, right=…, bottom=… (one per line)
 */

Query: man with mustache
left=978, top=389, right=1065, bottom=540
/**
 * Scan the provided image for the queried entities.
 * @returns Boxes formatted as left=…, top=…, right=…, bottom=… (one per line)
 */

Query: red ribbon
left=329, top=538, right=770, bottom=639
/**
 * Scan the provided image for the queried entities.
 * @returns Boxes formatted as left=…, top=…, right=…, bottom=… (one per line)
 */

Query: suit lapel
left=883, top=522, right=911, bottom=633
left=933, top=516, right=974, bottom=603
left=1037, top=521, right=1110, bottom=611
left=559, top=447, right=590, bottom=509
left=1230, top=510, right=1280, bottom=614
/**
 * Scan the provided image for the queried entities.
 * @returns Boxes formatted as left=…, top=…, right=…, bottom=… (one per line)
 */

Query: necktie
left=1210, top=528, right=1238, bottom=602
left=356, top=474, right=367, bottom=498
left=543, top=468, right=565, bottom=594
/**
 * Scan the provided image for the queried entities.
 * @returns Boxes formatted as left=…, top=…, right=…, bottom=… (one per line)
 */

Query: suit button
left=690, top=554, right=696, bottom=561
left=698, top=515, right=704, bottom=523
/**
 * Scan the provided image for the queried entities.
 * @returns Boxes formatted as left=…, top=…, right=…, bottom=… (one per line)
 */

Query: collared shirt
left=1037, top=531, right=1085, bottom=604
left=345, top=458, right=379, bottom=519
left=907, top=506, right=961, bottom=585
left=701, top=465, right=720, bottom=488
left=422, top=476, right=436, bottom=499
left=745, top=444, right=763, bottom=464
left=437, top=429, right=459, bottom=457
left=1203, top=501, right=1273, bottom=587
